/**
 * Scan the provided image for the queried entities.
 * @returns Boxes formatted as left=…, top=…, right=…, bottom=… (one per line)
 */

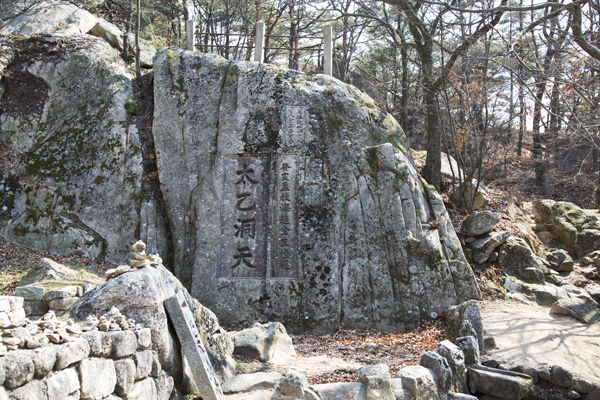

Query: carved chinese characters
left=219, top=157, right=268, bottom=278
left=273, top=157, right=297, bottom=278
left=232, top=163, right=258, bottom=269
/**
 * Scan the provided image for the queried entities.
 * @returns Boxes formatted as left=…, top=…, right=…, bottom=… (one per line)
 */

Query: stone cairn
left=104, top=240, right=162, bottom=279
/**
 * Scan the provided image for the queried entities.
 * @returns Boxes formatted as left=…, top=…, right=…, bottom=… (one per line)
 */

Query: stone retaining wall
left=0, top=296, right=174, bottom=400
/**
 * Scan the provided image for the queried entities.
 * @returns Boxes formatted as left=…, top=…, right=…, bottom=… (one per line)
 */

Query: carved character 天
left=232, top=246, right=256, bottom=269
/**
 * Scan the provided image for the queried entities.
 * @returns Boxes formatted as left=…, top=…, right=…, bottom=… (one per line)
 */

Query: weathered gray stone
left=546, top=250, right=574, bottom=272
left=529, top=283, right=570, bottom=306
left=153, top=49, right=480, bottom=333
left=0, top=0, right=97, bottom=36
left=396, top=365, right=439, bottom=400
left=83, top=330, right=112, bottom=357
left=358, top=364, right=394, bottom=400
left=90, top=20, right=124, bottom=50
left=114, top=358, right=136, bottom=396
left=420, top=351, right=452, bottom=393
left=135, top=328, right=152, bottom=350
left=24, top=300, right=49, bottom=316
left=154, top=371, right=175, bottom=400
left=443, top=300, right=484, bottom=351
left=0, top=296, right=23, bottom=311
left=109, top=330, right=138, bottom=358
left=55, top=338, right=90, bottom=370
left=8, top=379, right=47, bottom=400
left=551, top=365, right=574, bottom=388
left=0, top=34, right=143, bottom=262
left=134, top=350, right=154, bottom=380
left=453, top=179, right=490, bottom=211
left=3, top=351, right=34, bottom=389
left=550, top=297, right=600, bottom=324
left=465, top=211, right=500, bottom=237
left=164, top=291, right=225, bottom=400
left=233, top=322, right=296, bottom=362
left=31, top=346, right=57, bottom=378
left=48, top=296, right=77, bottom=311
left=71, top=266, right=176, bottom=375
left=14, top=285, right=45, bottom=301
left=79, top=358, right=117, bottom=400
left=127, top=377, right=157, bottom=400
left=455, top=336, right=480, bottom=366
left=533, top=200, right=600, bottom=258
left=467, top=365, right=532, bottom=399
left=498, top=236, right=548, bottom=283
left=312, top=382, right=362, bottom=400
left=470, top=231, right=509, bottom=264
left=573, top=378, right=596, bottom=394
left=412, top=150, right=464, bottom=181
left=272, top=370, right=315, bottom=400
left=437, top=340, right=467, bottom=393
left=222, top=372, right=282, bottom=393
left=448, top=394, right=478, bottom=400
left=47, top=368, right=80, bottom=400
left=71, top=263, right=233, bottom=384
left=43, top=286, right=78, bottom=301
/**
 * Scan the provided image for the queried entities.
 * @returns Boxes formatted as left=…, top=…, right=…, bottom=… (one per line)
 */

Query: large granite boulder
left=152, top=49, right=480, bottom=333
left=0, top=0, right=156, bottom=66
left=70, top=262, right=235, bottom=386
left=532, top=199, right=600, bottom=258
left=0, top=35, right=144, bottom=262
left=0, top=0, right=97, bottom=36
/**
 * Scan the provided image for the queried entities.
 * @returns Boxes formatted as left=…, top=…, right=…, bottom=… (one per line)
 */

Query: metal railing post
left=185, top=20, right=195, bottom=51
left=254, top=20, right=265, bottom=63
left=323, top=25, right=332, bottom=76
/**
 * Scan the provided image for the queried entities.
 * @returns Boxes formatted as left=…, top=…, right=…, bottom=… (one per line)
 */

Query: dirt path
left=481, top=301, right=600, bottom=385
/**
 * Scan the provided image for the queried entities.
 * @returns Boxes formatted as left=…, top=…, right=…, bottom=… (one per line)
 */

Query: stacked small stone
left=80, top=307, right=140, bottom=332
left=0, top=306, right=142, bottom=356
left=0, top=311, right=83, bottom=355
left=105, top=241, right=162, bottom=279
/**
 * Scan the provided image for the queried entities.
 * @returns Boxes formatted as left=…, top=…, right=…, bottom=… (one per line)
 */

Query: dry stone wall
left=0, top=297, right=174, bottom=400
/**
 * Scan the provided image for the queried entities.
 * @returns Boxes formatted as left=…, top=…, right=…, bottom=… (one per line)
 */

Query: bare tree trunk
left=135, top=0, right=141, bottom=83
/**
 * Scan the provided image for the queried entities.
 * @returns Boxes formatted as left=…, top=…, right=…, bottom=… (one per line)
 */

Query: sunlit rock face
left=153, top=48, right=480, bottom=333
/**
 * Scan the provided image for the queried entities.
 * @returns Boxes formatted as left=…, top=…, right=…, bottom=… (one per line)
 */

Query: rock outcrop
left=0, top=35, right=144, bottom=261
left=0, top=0, right=156, bottom=66
left=532, top=199, right=600, bottom=258
left=153, top=48, right=480, bottom=332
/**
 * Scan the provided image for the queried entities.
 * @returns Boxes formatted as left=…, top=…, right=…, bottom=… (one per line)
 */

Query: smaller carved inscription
left=273, top=156, right=297, bottom=278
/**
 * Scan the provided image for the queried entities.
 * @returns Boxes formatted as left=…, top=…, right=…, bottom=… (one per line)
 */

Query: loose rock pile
left=105, top=240, right=162, bottom=279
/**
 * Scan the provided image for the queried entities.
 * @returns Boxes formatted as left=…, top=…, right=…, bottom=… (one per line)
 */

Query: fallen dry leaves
left=291, top=319, right=450, bottom=384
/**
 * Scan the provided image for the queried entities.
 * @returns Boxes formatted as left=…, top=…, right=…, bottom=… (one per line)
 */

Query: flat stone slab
left=222, top=372, right=282, bottom=394
left=482, top=301, right=600, bottom=386
left=467, top=365, right=532, bottom=399
left=164, top=291, right=224, bottom=400
left=550, top=297, right=600, bottom=324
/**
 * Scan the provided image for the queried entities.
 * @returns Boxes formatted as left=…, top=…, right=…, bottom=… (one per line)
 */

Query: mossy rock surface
left=152, top=49, right=480, bottom=333
left=0, top=35, right=143, bottom=262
